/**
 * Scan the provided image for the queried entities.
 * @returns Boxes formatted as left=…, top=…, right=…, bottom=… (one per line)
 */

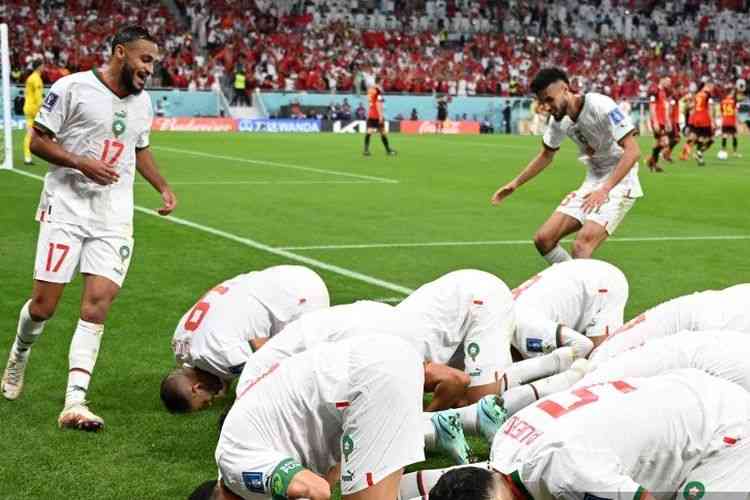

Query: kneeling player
left=190, top=336, right=425, bottom=500
left=590, top=283, right=750, bottom=362
left=363, top=76, right=395, bottom=156
left=160, top=265, right=329, bottom=413
left=407, top=369, right=750, bottom=500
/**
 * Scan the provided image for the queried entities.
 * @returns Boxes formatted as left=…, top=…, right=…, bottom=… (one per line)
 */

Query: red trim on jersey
left=298, top=297, right=307, bottom=305
left=529, top=383, right=540, bottom=401
left=724, top=436, right=738, bottom=445
left=473, top=299, right=484, bottom=305
left=416, top=471, right=426, bottom=496
left=598, top=288, right=608, bottom=293
left=366, top=472, right=374, bottom=486
left=39, top=210, right=45, bottom=222
left=335, top=401, right=350, bottom=409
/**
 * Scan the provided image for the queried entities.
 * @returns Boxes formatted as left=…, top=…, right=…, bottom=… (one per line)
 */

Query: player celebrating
left=590, top=283, right=750, bottom=362
left=492, top=68, right=642, bottom=263
left=1, top=26, right=177, bottom=431
left=720, top=88, right=741, bottom=158
left=160, top=265, right=329, bottom=413
left=687, top=81, right=715, bottom=166
left=363, top=75, right=396, bottom=156
left=23, top=60, right=44, bottom=165
left=647, top=77, right=671, bottom=172
left=190, top=336, right=425, bottom=500
left=436, top=95, right=448, bottom=133
left=411, top=370, right=750, bottom=500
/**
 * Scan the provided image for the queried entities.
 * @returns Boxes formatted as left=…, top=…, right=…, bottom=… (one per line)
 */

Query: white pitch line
left=371, top=296, right=405, bottom=303
left=280, top=235, right=750, bottom=251
left=6, top=168, right=414, bottom=295
left=134, top=180, right=381, bottom=186
left=154, top=146, right=399, bottom=184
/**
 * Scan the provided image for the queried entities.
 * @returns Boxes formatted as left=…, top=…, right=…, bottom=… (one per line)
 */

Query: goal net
left=0, top=23, right=13, bottom=170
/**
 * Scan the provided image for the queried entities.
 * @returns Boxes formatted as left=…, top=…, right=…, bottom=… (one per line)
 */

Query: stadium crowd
left=6, top=0, right=750, bottom=99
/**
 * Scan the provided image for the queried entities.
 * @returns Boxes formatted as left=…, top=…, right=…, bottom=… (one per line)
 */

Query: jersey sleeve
left=136, top=96, right=153, bottom=149
left=598, top=95, right=636, bottom=143
left=513, top=315, right=559, bottom=358
left=542, top=116, right=564, bottom=150
left=34, top=77, right=72, bottom=136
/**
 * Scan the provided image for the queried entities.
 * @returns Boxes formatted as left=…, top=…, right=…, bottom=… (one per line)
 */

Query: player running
left=363, top=76, right=395, bottom=156
left=408, top=369, right=750, bottom=500
left=160, top=266, right=330, bottom=413
left=590, top=283, right=750, bottom=362
left=23, top=60, right=44, bottom=166
left=720, top=89, right=741, bottom=158
left=647, top=77, right=671, bottom=172
left=1, top=26, right=176, bottom=431
left=492, top=68, right=642, bottom=263
left=189, top=336, right=425, bottom=500
left=687, top=82, right=715, bottom=166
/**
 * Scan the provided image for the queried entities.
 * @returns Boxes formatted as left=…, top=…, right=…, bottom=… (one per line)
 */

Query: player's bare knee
left=571, top=238, right=595, bottom=259
left=29, top=295, right=57, bottom=321
left=79, top=298, right=112, bottom=324
left=533, top=231, right=556, bottom=255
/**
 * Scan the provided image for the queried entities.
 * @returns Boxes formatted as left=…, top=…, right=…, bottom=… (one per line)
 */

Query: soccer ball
left=717, top=150, right=729, bottom=160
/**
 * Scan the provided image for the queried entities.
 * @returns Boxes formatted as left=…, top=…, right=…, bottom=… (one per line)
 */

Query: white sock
left=543, top=244, right=572, bottom=265
left=13, top=300, right=46, bottom=359
left=502, top=367, right=586, bottom=416
left=64, top=319, right=104, bottom=407
left=500, top=347, right=574, bottom=388
left=423, top=414, right=437, bottom=450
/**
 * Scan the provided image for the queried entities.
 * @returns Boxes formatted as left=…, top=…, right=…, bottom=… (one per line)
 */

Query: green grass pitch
left=1, top=131, right=748, bottom=499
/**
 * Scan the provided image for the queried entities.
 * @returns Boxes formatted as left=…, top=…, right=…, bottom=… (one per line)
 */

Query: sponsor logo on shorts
left=469, top=368, right=482, bottom=377
left=241, top=471, right=264, bottom=494
left=42, top=92, right=59, bottom=111
left=112, top=267, right=124, bottom=276
left=467, top=342, right=480, bottom=361
left=683, top=481, right=705, bottom=500
left=228, top=363, right=245, bottom=375
left=342, top=434, right=355, bottom=462
left=119, top=245, right=130, bottom=261
left=342, top=469, right=354, bottom=482
left=526, top=338, right=544, bottom=353
left=584, top=494, right=612, bottom=500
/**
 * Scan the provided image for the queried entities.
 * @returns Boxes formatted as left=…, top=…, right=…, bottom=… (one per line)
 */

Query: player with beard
left=1, top=25, right=177, bottom=431
left=491, top=68, right=642, bottom=263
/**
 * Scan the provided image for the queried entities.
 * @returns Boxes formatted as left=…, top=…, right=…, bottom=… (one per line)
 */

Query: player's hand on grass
left=158, top=187, right=177, bottom=216
left=491, top=181, right=518, bottom=205
left=582, top=187, right=609, bottom=213
left=75, top=156, right=119, bottom=185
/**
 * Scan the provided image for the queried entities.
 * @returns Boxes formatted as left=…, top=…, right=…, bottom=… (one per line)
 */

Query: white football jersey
left=581, top=330, right=750, bottom=391
left=491, top=369, right=750, bottom=500
left=396, top=269, right=516, bottom=387
left=591, top=283, right=750, bottom=362
left=34, top=70, right=153, bottom=233
left=235, top=300, right=430, bottom=393
left=171, top=266, right=329, bottom=380
left=513, top=259, right=628, bottom=357
left=544, top=92, right=643, bottom=197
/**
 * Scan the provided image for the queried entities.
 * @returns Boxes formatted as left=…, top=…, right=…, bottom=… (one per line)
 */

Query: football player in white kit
left=189, top=336, right=426, bottom=500
left=160, top=266, right=329, bottom=413
left=406, top=369, right=750, bottom=500
left=591, top=283, right=750, bottom=363
left=491, top=67, right=642, bottom=263
left=513, top=259, right=630, bottom=357
left=1, top=26, right=176, bottom=431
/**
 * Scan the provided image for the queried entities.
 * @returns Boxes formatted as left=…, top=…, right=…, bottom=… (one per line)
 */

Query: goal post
left=0, top=23, right=13, bottom=170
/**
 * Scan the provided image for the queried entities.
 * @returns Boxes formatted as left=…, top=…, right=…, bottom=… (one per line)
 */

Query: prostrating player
left=363, top=76, right=395, bottom=156
left=395, top=269, right=516, bottom=404
left=189, top=336, right=425, bottom=500
left=687, top=81, right=715, bottom=166
left=436, top=95, right=448, bottom=133
left=720, top=89, right=741, bottom=158
left=491, top=68, right=642, bottom=263
left=1, top=26, right=177, bottom=431
left=590, top=283, right=750, bottom=362
left=580, top=330, right=750, bottom=390
left=160, top=266, right=330, bottom=413
left=409, top=370, right=750, bottom=500
left=513, top=258, right=629, bottom=358
left=23, top=60, right=44, bottom=165
left=647, top=77, right=671, bottom=172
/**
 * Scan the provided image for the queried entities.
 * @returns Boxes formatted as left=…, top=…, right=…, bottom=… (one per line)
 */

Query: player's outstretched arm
left=135, top=147, right=177, bottom=215
left=30, top=127, right=119, bottom=185
left=491, top=147, right=556, bottom=205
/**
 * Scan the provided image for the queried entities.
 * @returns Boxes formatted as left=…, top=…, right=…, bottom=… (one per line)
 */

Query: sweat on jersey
left=543, top=93, right=643, bottom=198
left=34, top=70, right=153, bottom=233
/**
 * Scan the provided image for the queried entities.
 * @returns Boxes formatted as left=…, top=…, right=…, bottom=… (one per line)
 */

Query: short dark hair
left=31, top=59, right=43, bottom=70
left=160, top=371, right=192, bottom=413
left=188, top=480, right=217, bottom=500
left=111, top=25, right=157, bottom=54
left=429, top=467, right=495, bottom=500
left=530, top=67, right=569, bottom=95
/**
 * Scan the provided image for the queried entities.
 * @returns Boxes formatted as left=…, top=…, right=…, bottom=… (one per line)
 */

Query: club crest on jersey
left=683, top=481, right=705, bottom=500
left=467, top=342, right=480, bottom=361
left=241, top=472, right=264, bottom=494
left=112, top=111, right=127, bottom=138
left=342, top=434, right=355, bottom=461
left=119, top=245, right=130, bottom=261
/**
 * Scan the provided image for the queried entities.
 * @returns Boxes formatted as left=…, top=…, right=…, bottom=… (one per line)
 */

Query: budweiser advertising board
left=151, top=117, right=239, bottom=132
left=400, top=120, right=480, bottom=134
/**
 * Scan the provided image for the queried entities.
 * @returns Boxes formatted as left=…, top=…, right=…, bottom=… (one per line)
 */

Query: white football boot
left=58, top=402, right=105, bottom=432
left=1, top=348, right=30, bottom=400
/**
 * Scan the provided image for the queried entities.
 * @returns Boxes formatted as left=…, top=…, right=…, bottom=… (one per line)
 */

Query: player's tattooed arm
left=29, top=126, right=119, bottom=185
left=135, top=147, right=177, bottom=215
